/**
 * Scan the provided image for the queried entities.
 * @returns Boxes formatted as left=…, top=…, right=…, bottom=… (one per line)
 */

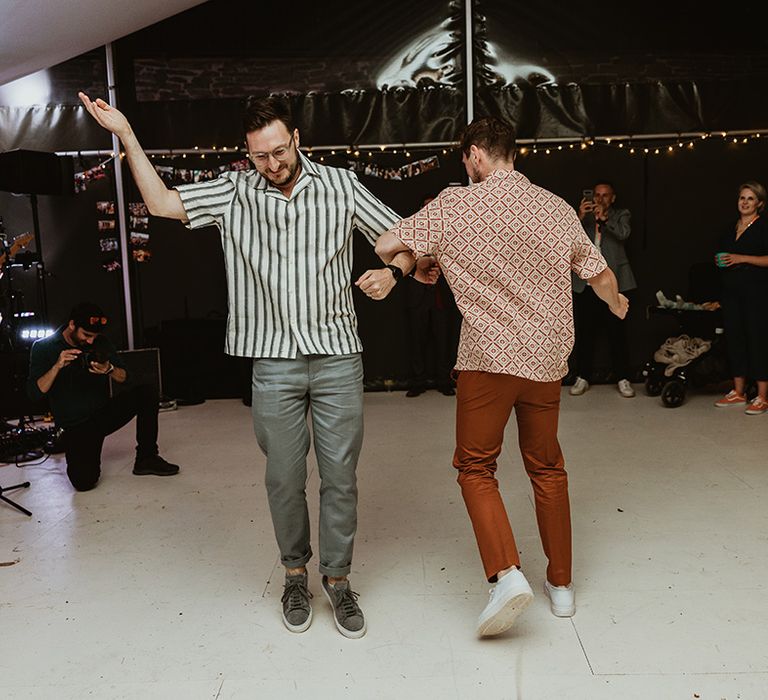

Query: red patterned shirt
left=388, top=169, right=606, bottom=381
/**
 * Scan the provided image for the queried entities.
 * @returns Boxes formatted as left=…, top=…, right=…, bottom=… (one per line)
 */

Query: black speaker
left=159, top=319, right=251, bottom=401
left=0, top=149, right=74, bottom=195
left=110, top=348, right=163, bottom=399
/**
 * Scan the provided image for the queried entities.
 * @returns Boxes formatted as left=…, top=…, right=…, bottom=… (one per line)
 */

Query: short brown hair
left=460, top=117, right=517, bottom=161
left=739, top=181, right=767, bottom=213
left=242, top=96, right=295, bottom=137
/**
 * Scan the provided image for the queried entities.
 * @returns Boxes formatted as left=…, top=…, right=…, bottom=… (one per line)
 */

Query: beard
left=262, top=157, right=300, bottom=188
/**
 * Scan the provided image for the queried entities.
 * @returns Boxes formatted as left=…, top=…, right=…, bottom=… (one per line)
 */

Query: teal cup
left=715, top=252, right=728, bottom=268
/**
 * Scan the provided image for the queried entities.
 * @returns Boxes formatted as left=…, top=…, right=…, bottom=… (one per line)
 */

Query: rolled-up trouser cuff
left=319, top=562, right=352, bottom=577
left=282, top=551, right=312, bottom=570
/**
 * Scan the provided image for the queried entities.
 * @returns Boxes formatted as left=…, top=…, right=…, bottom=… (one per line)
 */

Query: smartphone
left=582, top=189, right=594, bottom=202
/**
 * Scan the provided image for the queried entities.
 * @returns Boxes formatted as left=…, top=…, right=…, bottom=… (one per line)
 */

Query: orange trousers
left=453, top=371, right=571, bottom=586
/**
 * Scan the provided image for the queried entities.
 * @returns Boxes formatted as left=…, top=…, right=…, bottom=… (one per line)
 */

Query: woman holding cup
left=714, top=181, right=768, bottom=414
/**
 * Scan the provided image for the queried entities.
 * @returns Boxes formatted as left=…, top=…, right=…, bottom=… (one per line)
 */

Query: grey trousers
left=251, top=352, right=364, bottom=577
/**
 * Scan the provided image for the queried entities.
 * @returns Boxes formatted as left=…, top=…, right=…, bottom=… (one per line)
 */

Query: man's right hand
left=78, top=91, right=188, bottom=221
left=610, top=294, right=629, bottom=320
left=78, top=92, right=131, bottom=139
left=56, top=348, right=82, bottom=370
left=578, top=198, right=595, bottom=220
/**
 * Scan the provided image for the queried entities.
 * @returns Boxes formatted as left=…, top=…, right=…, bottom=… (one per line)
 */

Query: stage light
left=12, top=313, right=54, bottom=345
left=18, top=328, right=54, bottom=340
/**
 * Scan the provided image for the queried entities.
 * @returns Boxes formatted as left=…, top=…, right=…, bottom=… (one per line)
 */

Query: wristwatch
left=385, top=264, right=403, bottom=283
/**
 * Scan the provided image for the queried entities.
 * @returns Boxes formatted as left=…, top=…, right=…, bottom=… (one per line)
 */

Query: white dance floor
left=2, top=384, right=767, bottom=699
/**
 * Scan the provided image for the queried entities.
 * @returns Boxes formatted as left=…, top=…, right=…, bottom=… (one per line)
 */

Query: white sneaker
left=569, top=377, right=589, bottom=396
left=476, top=568, right=534, bottom=637
left=544, top=580, right=575, bottom=617
left=617, top=379, right=635, bottom=398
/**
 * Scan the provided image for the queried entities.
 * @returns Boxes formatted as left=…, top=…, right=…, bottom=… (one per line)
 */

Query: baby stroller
left=641, top=263, right=730, bottom=407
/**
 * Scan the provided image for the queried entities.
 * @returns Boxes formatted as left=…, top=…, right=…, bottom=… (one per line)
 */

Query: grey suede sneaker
left=322, top=576, right=366, bottom=639
left=281, top=572, right=313, bottom=633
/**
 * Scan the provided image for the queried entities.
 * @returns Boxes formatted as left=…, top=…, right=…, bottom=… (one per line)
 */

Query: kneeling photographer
left=27, top=302, right=179, bottom=491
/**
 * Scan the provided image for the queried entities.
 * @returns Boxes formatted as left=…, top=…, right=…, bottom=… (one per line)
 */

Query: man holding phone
left=570, top=182, right=637, bottom=398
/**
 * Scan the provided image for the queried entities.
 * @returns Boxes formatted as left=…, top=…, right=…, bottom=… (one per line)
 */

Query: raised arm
left=78, top=92, right=187, bottom=221
left=31, top=347, right=81, bottom=396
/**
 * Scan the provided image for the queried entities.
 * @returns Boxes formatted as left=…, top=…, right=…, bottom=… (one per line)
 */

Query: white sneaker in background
left=476, top=567, right=534, bottom=637
left=569, top=377, right=589, bottom=396
left=617, top=379, right=635, bottom=398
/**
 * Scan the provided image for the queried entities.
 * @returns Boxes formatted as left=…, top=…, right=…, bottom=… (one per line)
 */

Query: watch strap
left=385, top=264, right=403, bottom=282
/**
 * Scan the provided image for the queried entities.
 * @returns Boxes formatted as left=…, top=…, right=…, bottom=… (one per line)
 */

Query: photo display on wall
left=95, top=200, right=118, bottom=272
left=129, top=202, right=151, bottom=263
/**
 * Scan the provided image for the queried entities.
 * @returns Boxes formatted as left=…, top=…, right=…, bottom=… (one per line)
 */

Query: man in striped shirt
left=79, top=92, right=423, bottom=639
left=374, top=117, right=628, bottom=637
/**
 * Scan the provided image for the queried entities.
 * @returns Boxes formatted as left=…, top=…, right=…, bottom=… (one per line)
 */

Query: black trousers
left=62, top=384, right=159, bottom=491
left=571, top=287, right=631, bottom=383
left=407, top=301, right=452, bottom=390
left=722, top=285, right=768, bottom=380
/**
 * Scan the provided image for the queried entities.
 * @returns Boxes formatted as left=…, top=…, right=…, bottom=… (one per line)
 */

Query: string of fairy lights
left=60, top=128, right=768, bottom=172
left=517, top=129, right=768, bottom=158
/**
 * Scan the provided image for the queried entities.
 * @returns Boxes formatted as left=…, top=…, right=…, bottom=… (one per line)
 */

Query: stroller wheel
left=661, top=380, right=685, bottom=408
left=645, top=377, right=664, bottom=397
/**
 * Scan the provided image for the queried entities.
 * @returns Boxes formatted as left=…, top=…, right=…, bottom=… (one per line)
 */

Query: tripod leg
left=0, top=482, right=32, bottom=516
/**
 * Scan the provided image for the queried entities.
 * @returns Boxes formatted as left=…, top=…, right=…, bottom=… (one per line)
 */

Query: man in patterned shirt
left=79, top=92, right=424, bottom=639
left=374, top=117, right=628, bottom=637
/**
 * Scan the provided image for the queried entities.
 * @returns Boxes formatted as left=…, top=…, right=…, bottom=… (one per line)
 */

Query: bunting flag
left=77, top=153, right=440, bottom=193
left=74, top=155, right=116, bottom=193
left=154, top=158, right=250, bottom=186
left=346, top=154, right=440, bottom=180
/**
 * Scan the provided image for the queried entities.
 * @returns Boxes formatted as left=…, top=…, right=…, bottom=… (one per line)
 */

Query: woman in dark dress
left=714, top=181, right=768, bottom=414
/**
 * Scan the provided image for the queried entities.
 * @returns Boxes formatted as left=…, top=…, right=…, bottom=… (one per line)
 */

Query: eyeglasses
left=89, top=316, right=108, bottom=326
left=247, top=137, right=295, bottom=165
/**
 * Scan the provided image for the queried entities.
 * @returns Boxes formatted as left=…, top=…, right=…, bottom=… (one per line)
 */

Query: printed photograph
left=128, top=202, right=149, bottom=217
left=154, top=165, right=176, bottom=186
left=129, top=215, right=149, bottom=232
left=99, top=237, right=118, bottom=252
left=102, top=259, right=121, bottom=272
left=130, top=231, right=150, bottom=247
left=132, top=248, right=152, bottom=263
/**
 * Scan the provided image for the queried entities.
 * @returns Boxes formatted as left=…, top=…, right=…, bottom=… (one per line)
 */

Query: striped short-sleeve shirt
left=175, top=153, right=400, bottom=358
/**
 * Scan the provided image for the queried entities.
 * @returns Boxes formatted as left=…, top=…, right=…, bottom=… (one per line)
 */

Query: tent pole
left=465, top=0, right=474, bottom=125
left=105, top=42, right=135, bottom=350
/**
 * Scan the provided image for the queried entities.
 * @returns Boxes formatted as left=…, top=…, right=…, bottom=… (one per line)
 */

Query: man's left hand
left=414, top=260, right=441, bottom=285
left=89, top=360, right=112, bottom=375
left=355, top=268, right=398, bottom=300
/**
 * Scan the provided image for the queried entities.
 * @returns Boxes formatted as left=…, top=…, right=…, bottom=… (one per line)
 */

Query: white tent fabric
left=0, top=0, right=208, bottom=87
